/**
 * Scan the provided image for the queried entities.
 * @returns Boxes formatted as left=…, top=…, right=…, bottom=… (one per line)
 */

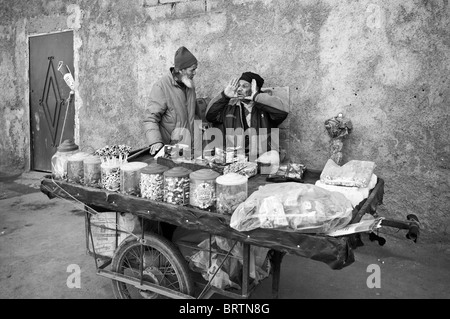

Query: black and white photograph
left=0, top=0, right=449, bottom=307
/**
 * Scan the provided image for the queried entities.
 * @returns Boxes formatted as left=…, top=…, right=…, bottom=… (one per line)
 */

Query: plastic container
left=66, top=152, right=91, bottom=184
left=163, top=167, right=192, bottom=205
left=140, top=163, right=169, bottom=201
left=83, top=155, right=102, bottom=188
left=120, top=162, right=148, bottom=196
left=101, top=162, right=121, bottom=192
left=51, top=139, right=80, bottom=180
left=216, top=173, right=248, bottom=215
left=189, top=169, right=220, bottom=211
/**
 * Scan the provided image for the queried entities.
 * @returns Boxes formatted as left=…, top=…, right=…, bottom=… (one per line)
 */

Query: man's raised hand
left=224, top=78, right=239, bottom=98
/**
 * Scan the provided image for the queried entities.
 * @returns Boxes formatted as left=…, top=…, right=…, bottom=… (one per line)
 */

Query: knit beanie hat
left=239, top=72, right=264, bottom=90
left=174, top=46, right=198, bottom=70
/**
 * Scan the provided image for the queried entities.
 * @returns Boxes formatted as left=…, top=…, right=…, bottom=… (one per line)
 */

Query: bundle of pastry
left=266, top=163, right=306, bottom=182
left=223, top=161, right=258, bottom=178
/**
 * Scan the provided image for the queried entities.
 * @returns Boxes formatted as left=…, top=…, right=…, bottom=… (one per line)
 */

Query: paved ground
left=1, top=170, right=449, bottom=300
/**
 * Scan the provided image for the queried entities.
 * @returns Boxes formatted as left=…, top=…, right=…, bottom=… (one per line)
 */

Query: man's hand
left=243, top=79, right=258, bottom=101
left=224, top=78, right=239, bottom=98
left=150, top=142, right=164, bottom=155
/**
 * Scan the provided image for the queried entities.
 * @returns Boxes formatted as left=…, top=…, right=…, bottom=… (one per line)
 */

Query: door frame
left=27, top=29, right=77, bottom=172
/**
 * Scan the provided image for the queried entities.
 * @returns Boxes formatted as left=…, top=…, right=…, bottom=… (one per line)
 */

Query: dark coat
left=205, top=91, right=288, bottom=156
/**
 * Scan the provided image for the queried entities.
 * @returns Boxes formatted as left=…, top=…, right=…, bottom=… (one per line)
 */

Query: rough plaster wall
left=0, top=0, right=74, bottom=171
left=0, top=0, right=449, bottom=240
left=0, top=18, right=27, bottom=171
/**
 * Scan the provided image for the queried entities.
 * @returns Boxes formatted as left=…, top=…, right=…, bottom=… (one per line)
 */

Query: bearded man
left=144, top=46, right=199, bottom=155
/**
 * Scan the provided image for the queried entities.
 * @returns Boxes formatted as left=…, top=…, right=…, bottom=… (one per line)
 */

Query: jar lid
left=101, top=161, right=120, bottom=168
left=190, top=169, right=220, bottom=181
left=216, top=173, right=248, bottom=186
left=141, top=163, right=169, bottom=175
left=120, top=162, right=148, bottom=171
left=68, top=152, right=91, bottom=161
left=164, top=166, right=192, bottom=178
left=84, top=155, right=102, bottom=164
left=57, top=139, right=79, bottom=152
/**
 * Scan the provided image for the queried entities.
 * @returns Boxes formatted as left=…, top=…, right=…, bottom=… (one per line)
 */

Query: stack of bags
left=315, top=159, right=377, bottom=207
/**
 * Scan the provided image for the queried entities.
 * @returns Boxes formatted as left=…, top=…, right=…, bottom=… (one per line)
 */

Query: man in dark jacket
left=205, top=72, right=288, bottom=160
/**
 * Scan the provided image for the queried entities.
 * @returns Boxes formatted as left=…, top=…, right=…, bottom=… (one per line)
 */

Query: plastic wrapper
left=267, top=163, right=306, bottom=182
left=230, top=182, right=354, bottom=234
left=320, top=159, right=375, bottom=188
left=183, top=234, right=270, bottom=290
left=223, top=161, right=258, bottom=178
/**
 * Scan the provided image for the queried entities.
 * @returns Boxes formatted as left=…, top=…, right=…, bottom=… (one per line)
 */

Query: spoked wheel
left=111, top=232, right=194, bottom=299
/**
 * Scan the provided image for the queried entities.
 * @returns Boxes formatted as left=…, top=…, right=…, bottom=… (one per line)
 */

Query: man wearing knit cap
left=144, top=46, right=200, bottom=155
left=205, top=71, right=289, bottom=160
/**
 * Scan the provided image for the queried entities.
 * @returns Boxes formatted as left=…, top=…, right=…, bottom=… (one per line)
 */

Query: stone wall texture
left=0, top=0, right=449, bottom=241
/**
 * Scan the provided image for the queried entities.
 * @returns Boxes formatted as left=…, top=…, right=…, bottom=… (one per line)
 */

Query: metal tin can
left=189, top=169, right=220, bottom=211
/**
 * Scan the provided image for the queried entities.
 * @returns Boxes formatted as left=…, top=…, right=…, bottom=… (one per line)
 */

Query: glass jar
left=67, top=152, right=91, bottom=184
left=101, top=162, right=121, bottom=192
left=163, top=167, right=192, bottom=205
left=51, top=139, right=80, bottom=180
left=140, top=163, right=169, bottom=201
left=216, top=173, right=248, bottom=215
left=189, top=169, right=220, bottom=211
left=83, top=155, right=102, bottom=188
left=120, top=162, right=148, bottom=196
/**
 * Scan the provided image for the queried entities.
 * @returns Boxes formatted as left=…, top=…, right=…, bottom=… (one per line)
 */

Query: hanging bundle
left=324, top=113, right=353, bottom=139
left=324, top=113, right=353, bottom=165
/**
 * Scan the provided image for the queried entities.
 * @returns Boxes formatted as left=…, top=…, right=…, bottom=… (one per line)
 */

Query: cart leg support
left=271, top=251, right=284, bottom=299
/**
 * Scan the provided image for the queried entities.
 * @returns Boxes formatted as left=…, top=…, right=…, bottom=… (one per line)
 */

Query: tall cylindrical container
left=51, top=139, right=80, bottom=180
left=163, top=167, right=192, bottom=205
left=189, top=169, right=220, bottom=211
left=83, top=155, right=102, bottom=188
left=67, top=152, right=91, bottom=184
left=120, top=162, right=148, bottom=196
left=140, top=163, right=169, bottom=201
left=101, top=162, right=121, bottom=192
left=216, top=173, right=248, bottom=215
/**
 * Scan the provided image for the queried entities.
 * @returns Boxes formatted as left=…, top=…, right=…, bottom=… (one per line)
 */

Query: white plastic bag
left=230, top=182, right=354, bottom=233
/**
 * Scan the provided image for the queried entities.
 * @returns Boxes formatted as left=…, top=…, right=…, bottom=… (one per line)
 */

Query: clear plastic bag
left=230, top=182, right=354, bottom=234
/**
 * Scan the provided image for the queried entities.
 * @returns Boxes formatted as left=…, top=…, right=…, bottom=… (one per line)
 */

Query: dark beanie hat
left=174, top=46, right=198, bottom=70
left=239, top=72, right=264, bottom=90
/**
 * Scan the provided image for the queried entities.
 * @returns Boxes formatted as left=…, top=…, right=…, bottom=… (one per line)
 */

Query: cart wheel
left=111, top=232, right=194, bottom=299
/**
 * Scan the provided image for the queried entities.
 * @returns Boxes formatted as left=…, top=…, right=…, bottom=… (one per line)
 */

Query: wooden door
left=29, top=31, right=74, bottom=172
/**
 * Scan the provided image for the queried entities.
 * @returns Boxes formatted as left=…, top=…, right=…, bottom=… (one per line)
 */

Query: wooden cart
left=39, top=154, right=419, bottom=299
